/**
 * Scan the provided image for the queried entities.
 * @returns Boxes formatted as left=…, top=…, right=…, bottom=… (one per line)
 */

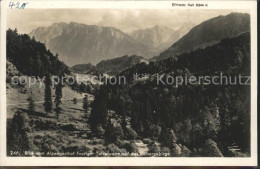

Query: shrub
left=203, top=139, right=223, bottom=157
left=113, top=125, right=124, bottom=139
left=116, top=140, right=129, bottom=148
left=125, top=127, right=138, bottom=140
left=171, top=144, right=182, bottom=157
left=228, top=149, right=248, bottom=157
left=124, top=142, right=139, bottom=154
left=149, top=124, right=161, bottom=139
left=42, top=143, right=59, bottom=155
left=62, top=144, right=91, bottom=155
left=107, top=144, right=126, bottom=156
left=148, top=142, right=160, bottom=154
left=96, top=124, right=105, bottom=138
left=143, top=138, right=153, bottom=145
left=60, top=124, right=77, bottom=131
left=89, top=139, right=105, bottom=145
left=182, top=145, right=191, bottom=156
left=33, top=119, right=57, bottom=130
left=159, top=128, right=177, bottom=148
left=160, top=147, right=171, bottom=154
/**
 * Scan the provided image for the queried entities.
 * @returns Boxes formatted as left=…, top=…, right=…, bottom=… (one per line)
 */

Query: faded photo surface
left=4, top=5, right=253, bottom=159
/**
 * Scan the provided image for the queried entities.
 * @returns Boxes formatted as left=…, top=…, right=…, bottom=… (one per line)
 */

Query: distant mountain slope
left=71, top=55, right=148, bottom=75
left=70, top=63, right=95, bottom=74
left=29, top=22, right=158, bottom=66
left=131, top=23, right=194, bottom=51
left=96, top=55, right=148, bottom=75
left=120, top=32, right=250, bottom=82
left=154, top=13, right=250, bottom=61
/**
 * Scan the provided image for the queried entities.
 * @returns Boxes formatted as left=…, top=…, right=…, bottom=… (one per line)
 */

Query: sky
left=7, top=9, right=249, bottom=34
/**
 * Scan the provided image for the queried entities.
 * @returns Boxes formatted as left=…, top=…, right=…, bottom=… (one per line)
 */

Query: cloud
left=7, top=9, right=249, bottom=34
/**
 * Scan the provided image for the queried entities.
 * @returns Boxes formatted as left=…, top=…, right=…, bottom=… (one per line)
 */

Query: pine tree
left=54, top=79, right=63, bottom=118
left=89, top=94, right=108, bottom=132
left=27, top=95, right=35, bottom=115
left=130, top=102, right=142, bottom=134
left=105, top=118, right=116, bottom=144
left=121, top=113, right=127, bottom=132
left=118, top=100, right=127, bottom=132
left=7, top=111, right=30, bottom=156
left=55, top=81, right=62, bottom=107
left=55, top=107, right=62, bottom=119
left=83, top=95, right=88, bottom=114
left=83, top=95, right=88, bottom=111
left=144, top=98, right=153, bottom=135
left=44, top=74, right=52, bottom=114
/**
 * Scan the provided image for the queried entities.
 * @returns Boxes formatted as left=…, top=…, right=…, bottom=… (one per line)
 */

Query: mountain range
left=29, top=12, right=250, bottom=74
left=29, top=22, right=157, bottom=66
left=29, top=22, right=193, bottom=66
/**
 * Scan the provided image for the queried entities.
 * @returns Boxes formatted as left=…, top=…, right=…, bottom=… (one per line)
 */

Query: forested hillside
left=7, top=29, right=69, bottom=77
left=88, top=32, right=250, bottom=157
left=121, top=32, right=250, bottom=80
left=70, top=63, right=96, bottom=74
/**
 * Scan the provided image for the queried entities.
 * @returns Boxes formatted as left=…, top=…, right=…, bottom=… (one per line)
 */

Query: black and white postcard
left=0, top=0, right=257, bottom=166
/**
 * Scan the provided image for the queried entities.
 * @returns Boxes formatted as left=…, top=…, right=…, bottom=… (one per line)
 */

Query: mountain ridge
left=153, top=12, right=250, bottom=61
left=29, top=22, right=158, bottom=66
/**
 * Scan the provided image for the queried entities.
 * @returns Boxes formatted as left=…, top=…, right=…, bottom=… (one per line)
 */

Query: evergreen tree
left=83, top=95, right=88, bottom=114
left=27, top=95, right=35, bottom=115
left=121, top=113, right=127, bottom=132
left=118, top=99, right=127, bottom=132
left=55, top=80, right=63, bottom=107
left=104, top=118, right=117, bottom=144
left=54, top=79, right=63, bottom=118
left=7, top=111, right=30, bottom=156
left=55, top=107, right=62, bottom=119
left=144, top=97, right=153, bottom=135
left=89, top=93, right=108, bottom=132
left=44, top=74, right=52, bottom=114
left=130, top=101, right=142, bottom=134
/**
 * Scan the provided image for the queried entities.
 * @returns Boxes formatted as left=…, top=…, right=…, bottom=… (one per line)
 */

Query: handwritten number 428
left=9, top=1, right=28, bottom=9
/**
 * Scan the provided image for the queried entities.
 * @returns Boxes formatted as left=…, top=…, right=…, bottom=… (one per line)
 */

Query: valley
left=6, top=12, right=251, bottom=157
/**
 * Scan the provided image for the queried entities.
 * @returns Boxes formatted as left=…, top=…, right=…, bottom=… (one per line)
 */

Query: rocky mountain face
left=131, top=23, right=194, bottom=52
left=29, top=22, right=158, bottom=66
left=29, top=22, right=194, bottom=66
left=154, top=13, right=250, bottom=61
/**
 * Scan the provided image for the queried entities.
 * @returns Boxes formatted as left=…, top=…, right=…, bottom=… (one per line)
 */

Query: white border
left=0, top=0, right=257, bottom=166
